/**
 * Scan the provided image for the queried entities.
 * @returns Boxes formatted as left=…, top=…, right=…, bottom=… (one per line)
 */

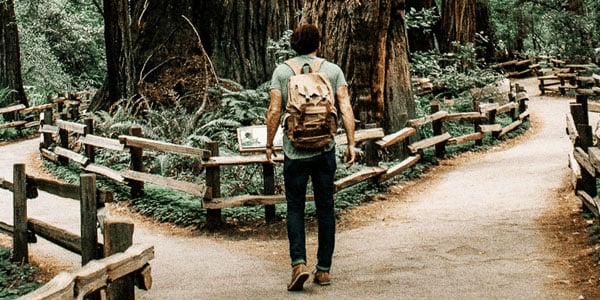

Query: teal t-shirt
left=270, top=55, right=348, bottom=160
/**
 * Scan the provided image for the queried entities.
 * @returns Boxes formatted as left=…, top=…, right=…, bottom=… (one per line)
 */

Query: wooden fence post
left=13, top=164, right=28, bottom=263
left=80, top=174, right=100, bottom=266
left=104, top=218, right=135, bottom=300
left=263, top=163, right=276, bottom=223
left=205, top=142, right=222, bottom=227
left=431, top=102, right=446, bottom=158
left=85, top=118, right=95, bottom=163
left=576, top=94, right=589, bottom=125
left=58, top=115, right=69, bottom=165
left=473, top=100, right=483, bottom=146
left=129, top=126, right=145, bottom=198
left=41, top=99, right=54, bottom=149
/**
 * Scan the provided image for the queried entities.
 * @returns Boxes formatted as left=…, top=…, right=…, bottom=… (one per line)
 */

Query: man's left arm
left=336, top=85, right=356, bottom=168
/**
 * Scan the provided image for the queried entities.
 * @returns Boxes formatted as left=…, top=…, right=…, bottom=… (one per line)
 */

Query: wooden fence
left=0, top=164, right=153, bottom=299
left=566, top=94, right=600, bottom=217
left=37, top=85, right=530, bottom=226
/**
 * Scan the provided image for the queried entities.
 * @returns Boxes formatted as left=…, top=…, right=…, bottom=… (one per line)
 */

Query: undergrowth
left=0, top=248, right=41, bottom=299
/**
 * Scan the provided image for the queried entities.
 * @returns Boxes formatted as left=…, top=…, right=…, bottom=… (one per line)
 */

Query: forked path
left=0, top=77, right=582, bottom=299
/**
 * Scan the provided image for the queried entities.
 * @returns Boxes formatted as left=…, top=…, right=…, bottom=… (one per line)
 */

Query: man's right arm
left=266, top=89, right=282, bottom=164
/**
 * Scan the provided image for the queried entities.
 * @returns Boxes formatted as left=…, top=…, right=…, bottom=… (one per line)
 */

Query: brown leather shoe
left=313, top=270, right=331, bottom=286
left=287, top=264, right=309, bottom=291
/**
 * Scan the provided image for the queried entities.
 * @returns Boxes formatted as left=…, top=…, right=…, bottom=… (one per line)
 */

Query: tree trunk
left=406, top=0, right=438, bottom=53
left=91, top=0, right=136, bottom=112
left=304, top=0, right=415, bottom=155
left=91, top=0, right=302, bottom=112
left=439, top=0, right=477, bottom=53
left=475, top=0, right=494, bottom=62
left=0, top=0, right=28, bottom=108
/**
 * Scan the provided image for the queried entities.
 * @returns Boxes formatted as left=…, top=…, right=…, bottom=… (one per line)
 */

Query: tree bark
left=304, top=0, right=415, bottom=156
left=439, top=0, right=477, bottom=53
left=91, top=0, right=302, bottom=112
left=0, top=0, right=28, bottom=108
left=92, top=0, right=135, bottom=112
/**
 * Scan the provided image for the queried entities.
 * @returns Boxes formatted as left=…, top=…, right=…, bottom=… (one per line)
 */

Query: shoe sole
left=287, top=272, right=309, bottom=291
left=315, top=280, right=331, bottom=286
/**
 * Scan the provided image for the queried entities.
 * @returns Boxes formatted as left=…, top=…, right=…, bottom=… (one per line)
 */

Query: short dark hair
left=290, top=24, right=320, bottom=55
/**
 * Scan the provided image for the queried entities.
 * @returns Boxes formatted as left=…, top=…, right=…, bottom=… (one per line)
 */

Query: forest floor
left=2, top=76, right=600, bottom=299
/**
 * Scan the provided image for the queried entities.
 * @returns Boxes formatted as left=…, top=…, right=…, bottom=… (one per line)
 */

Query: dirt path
left=0, top=77, right=595, bottom=299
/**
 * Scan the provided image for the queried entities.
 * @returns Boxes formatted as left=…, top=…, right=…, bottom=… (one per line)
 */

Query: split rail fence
left=0, top=164, right=153, bottom=299
left=36, top=85, right=530, bottom=226
left=566, top=94, right=600, bottom=217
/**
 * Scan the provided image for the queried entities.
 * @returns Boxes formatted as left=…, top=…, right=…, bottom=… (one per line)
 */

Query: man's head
left=291, top=24, right=320, bottom=55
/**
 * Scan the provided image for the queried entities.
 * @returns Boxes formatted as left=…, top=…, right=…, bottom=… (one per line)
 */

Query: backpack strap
left=284, top=59, right=302, bottom=75
left=310, top=58, right=325, bottom=73
left=284, top=58, right=326, bottom=75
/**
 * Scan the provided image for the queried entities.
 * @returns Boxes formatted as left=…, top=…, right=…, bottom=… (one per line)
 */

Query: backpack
left=282, top=58, right=338, bottom=150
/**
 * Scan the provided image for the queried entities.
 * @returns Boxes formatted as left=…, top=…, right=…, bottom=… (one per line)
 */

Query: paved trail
left=0, top=77, right=582, bottom=299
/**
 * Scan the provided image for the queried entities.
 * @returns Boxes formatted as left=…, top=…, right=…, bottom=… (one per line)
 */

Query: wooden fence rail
left=566, top=94, right=600, bottom=217
left=0, top=164, right=153, bottom=298
left=37, top=85, right=529, bottom=226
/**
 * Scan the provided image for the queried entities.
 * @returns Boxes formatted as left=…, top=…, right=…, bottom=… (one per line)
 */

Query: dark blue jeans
left=284, top=149, right=336, bottom=272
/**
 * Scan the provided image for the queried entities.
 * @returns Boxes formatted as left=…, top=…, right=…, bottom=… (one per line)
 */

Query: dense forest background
left=3, top=1, right=598, bottom=108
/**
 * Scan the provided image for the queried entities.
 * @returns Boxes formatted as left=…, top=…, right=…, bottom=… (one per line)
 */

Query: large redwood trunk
left=439, top=0, right=477, bottom=53
left=303, top=0, right=415, bottom=144
left=92, top=0, right=302, bottom=112
left=0, top=0, right=28, bottom=108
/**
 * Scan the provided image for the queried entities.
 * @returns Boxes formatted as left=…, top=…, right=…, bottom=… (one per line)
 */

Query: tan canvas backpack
left=283, top=58, right=338, bottom=150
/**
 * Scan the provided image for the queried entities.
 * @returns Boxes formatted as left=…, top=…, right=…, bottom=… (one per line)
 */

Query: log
left=335, top=128, right=385, bottom=145
left=334, top=166, right=388, bottom=191
left=588, top=101, right=600, bottom=113
left=19, top=103, right=54, bottom=115
left=0, top=121, right=27, bottom=129
left=28, top=218, right=84, bottom=255
left=408, top=132, right=452, bottom=153
left=202, top=154, right=284, bottom=167
left=18, top=272, right=74, bottom=300
left=378, top=155, right=421, bottom=183
left=119, top=135, right=211, bottom=158
left=0, top=104, right=26, bottom=114
left=479, top=103, right=499, bottom=113
left=204, top=194, right=316, bottom=209
left=577, top=190, right=600, bottom=218
left=0, top=221, right=13, bottom=236
left=500, top=120, right=523, bottom=136
left=121, top=170, right=207, bottom=197
left=104, top=244, right=155, bottom=282
left=566, top=113, right=578, bottom=144
left=442, top=112, right=485, bottom=122
left=56, top=119, right=87, bottom=134
left=447, top=132, right=485, bottom=145
left=375, top=127, right=417, bottom=148
left=27, top=175, right=113, bottom=204
left=40, top=148, right=59, bottom=163
left=55, top=146, right=89, bottom=166
left=79, top=134, right=127, bottom=152
left=39, top=124, right=59, bottom=135
left=406, top=110, right=448, bottom=127
left=496, top=102, right=518, bottom=115
left=0, top=176, right=13, bottom=191
left=587, top=148, right=600, bottom=174
left=84, top=163, right=125, bottom=183
left=574, top=147, right=595, bottom=176
left=479, top=124, right=502, bottom=133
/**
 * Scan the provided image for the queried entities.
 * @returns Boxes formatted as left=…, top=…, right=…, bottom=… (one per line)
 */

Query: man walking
left=265, top=23, right=356, bottom=291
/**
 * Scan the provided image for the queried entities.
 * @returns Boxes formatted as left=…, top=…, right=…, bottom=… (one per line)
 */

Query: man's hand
left=343, top=146, right=356, bottom=168
left=265, top=147, right=277, bottom=165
